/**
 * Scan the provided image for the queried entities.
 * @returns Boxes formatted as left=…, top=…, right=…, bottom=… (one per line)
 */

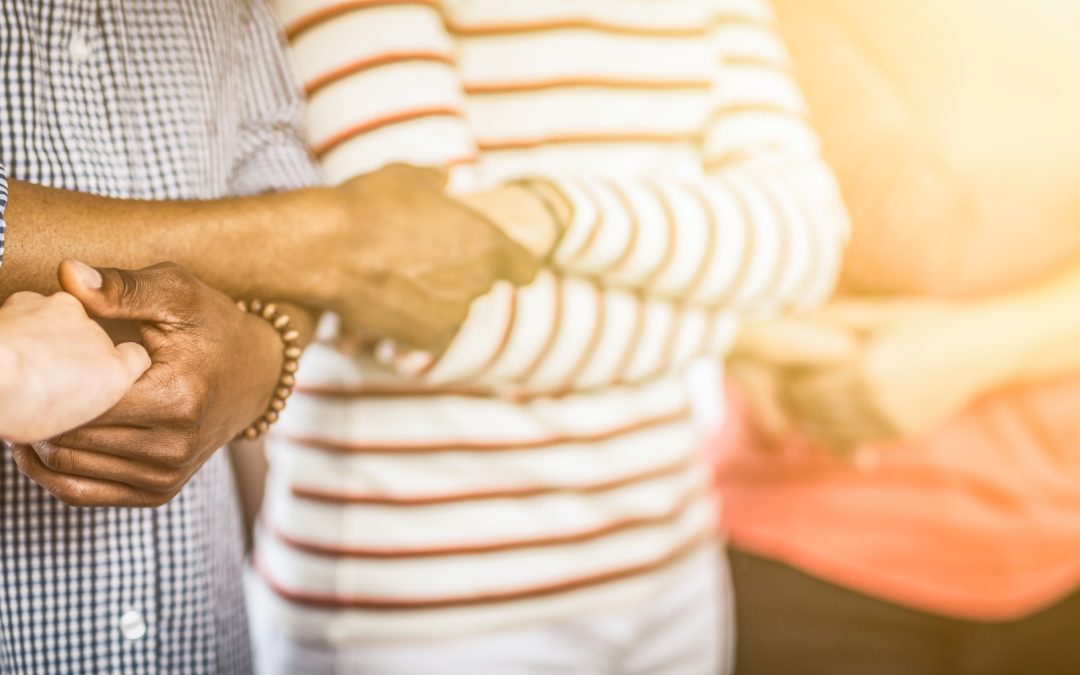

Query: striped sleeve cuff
left=0, top=163, right=7, bottom=271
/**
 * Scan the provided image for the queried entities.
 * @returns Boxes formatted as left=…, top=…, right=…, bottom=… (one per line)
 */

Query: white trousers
left=250, top=545, right=732, bottom=675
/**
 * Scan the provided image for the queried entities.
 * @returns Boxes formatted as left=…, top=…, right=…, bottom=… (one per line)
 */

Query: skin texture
left=10, top=261, right=287, bottom=507
left=3, top=164, right=541, bottom=506
left=0, top=273, right=150, bottom=444
left=2, top=164, right=538, bottom=353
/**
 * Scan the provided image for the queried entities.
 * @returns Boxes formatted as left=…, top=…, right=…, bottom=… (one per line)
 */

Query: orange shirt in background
left=714, top=377, right=1080, bottom=621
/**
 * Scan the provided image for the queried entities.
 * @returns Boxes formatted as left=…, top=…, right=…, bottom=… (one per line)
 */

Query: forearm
left=0, top=179, right=338, bottom=304
left=395, top=270, right=738, bottom=394
left=980, top=263, right=1080, bottom=382
left=891, top=261, right=1080, bottom=406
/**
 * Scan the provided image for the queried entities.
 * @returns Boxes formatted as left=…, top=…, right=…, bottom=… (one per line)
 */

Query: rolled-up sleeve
left=228, top=0, right=323, bottom=196
left=0, top=163, right=7, bottom=270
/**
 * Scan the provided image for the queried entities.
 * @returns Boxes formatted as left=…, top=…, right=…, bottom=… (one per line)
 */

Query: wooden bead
left=280, top=374, right=296, bottom=388
left=275, top=387, right=292, bottom=400
left=284, top=345, right=302, bottom=359
left=256, top=419, right=270, bottom=434
left=236, top=300, right=248, bottom=312
left=269, top=399, right=286, bottom=412
left=264, top=410, right=279, bottom=424
left=282, top=329, right=301, bottom=343
left=261, top=303, right=278, bottom=319
left=242, top=426, right=259, bottom=440
left=282, top=359, right=299, bottom=374
left=273, top=315, right=291, bottom=330
left=250, top=300, right=263, bottom=313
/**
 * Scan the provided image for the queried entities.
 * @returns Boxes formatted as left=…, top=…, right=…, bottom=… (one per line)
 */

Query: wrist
left=214, top=186, right=346, bottom=307
left=235, top=299, right=303, bottom=439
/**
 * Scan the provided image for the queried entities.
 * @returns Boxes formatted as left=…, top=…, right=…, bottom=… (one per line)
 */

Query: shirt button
left=69, top=32, right=92, bottom=62
left=119, top=609, right=147, bottom=641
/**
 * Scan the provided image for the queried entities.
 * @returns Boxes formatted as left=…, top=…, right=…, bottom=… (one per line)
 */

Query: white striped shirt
left=256, top=0, right=848, bottom=643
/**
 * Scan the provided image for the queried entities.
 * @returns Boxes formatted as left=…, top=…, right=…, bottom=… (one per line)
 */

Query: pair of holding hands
left=730, top=297, right=1012, bottom=451
left=4, top=260, right=287, bottom=507
left=4, top=165, right=554, bottom=507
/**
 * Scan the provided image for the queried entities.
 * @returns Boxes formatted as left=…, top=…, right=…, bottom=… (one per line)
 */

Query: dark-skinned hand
left=12, top=260, right=283, bottom=508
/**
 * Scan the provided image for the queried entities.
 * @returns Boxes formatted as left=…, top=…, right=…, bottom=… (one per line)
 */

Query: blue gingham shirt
left=0, top=2, right=320, bottom=673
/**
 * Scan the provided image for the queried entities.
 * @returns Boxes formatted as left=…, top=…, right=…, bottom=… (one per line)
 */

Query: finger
left=0, top=291, right=45, bottom=309
left=727, top=361, right=791, bottom=437
left=79, top=375, right=163, bottom=428
left=734, top=318, right=860, bottom=368
left=29, top=440, right=184, bottom=492
left=11, top=444, right=174, bottom=508
left=59, top=260, right=193, bottom=323
left=50, top=425, right=165, bottom=460
left=115, top=341, right=152, bottom=382
left=781, top=371, right=892, bottom=447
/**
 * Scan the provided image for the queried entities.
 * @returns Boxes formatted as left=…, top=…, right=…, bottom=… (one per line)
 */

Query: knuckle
left=54, top=483, right=93, bottom=508
left=146, top=466, right=187, bottom=493
left=38, top=445, right=73, bottom=473
left=52, top=292, right=84, bottom=310
left=147, top=491, right=177, bottom=508
left=152, top=261, right=184, bottom=273
left=6, top=291, right=43, bottom=307
left=164, top=273, right=199, bottom=306
left=158, top=441, right=193, bottom=467
left=117, top=273, right=148, bottom=308
left=170, top=390, right=204, bottom=426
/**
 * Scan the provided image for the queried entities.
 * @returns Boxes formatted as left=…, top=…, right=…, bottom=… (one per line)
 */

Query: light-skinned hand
left=12, top=260, right=283, bottom=507
left=0, top=272, right=150, bottom=444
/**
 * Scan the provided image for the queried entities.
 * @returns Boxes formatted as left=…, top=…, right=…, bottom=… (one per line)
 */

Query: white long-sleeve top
left=256, top=0, right=848, bottom=643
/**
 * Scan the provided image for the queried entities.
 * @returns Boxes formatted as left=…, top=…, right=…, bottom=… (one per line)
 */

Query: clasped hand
left=12, top=261, right=284, bottom=507
left=730, top=297, right=1005, bottom=451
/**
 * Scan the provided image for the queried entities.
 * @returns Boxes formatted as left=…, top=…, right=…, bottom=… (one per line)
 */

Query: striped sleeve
left=228, top=0, right=323, bottom=196
left=544, top=0, right=848, bottom=314
left=0, top=163, right=6, bottom=270
left=274, top=0, right=478, bottom=184
left=388, top=270, right=739, bottom=392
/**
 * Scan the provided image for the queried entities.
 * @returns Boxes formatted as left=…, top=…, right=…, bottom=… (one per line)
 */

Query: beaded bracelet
left=235, top=299, right=302, bottom=440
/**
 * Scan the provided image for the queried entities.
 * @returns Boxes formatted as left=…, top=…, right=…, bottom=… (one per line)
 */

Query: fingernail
left=70, top=260, right=102, bottom=289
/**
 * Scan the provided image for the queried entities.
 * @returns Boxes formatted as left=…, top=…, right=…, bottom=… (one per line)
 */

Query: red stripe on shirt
left=255, top=530, right=711, bottom=610
left=278, top=406, right=689, bottom=454
left=447, top=17, right=707, bottom=39
left=272, top=481, right=704, bottom=558
left=305, top=51, right=455, bottom=95
left=289, top=452, right=699, bottom=506
left=313, top=106, right=464, bottom=158
left=464, top=76, right=711, bottom=95
left=285, top=0, right=441, bottom=40
left=477, top=131, right=694, bottom=153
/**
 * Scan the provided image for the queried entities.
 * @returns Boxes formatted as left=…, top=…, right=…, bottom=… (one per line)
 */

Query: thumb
left=492, top=234, right=541, bottom=287
left=59, top=260, right=181, bottom=322
left=115, top=341, right=153, bottom=383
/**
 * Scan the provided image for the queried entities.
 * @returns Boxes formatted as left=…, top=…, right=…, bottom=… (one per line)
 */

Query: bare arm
left=1, top=166, right=536, bottom=352
left=1, top=178, right=330, bottom=303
